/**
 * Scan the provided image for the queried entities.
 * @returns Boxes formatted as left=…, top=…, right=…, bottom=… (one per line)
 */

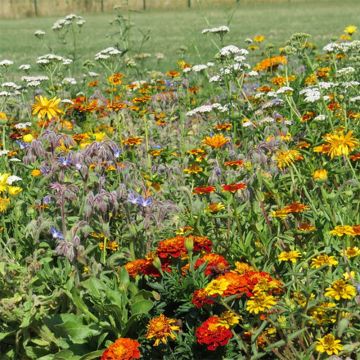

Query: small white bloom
left=6, top=175, right=22, bottom=185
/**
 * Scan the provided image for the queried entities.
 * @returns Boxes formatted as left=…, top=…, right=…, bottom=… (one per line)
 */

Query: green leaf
left=131, top=299, right=153, bottom=315
left=0, top=330, right=15, bottom=341
left=79, top=350, right=105, bottom=360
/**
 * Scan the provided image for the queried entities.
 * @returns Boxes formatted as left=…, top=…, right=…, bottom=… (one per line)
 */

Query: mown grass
left=0, top=0, right=359, bottom=74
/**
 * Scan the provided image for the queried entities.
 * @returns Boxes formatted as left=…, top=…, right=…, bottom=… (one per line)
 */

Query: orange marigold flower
left=214, top=123, right=232, bottom=131
left=224, top=159, right=244, bottom=168
left=108, top=73, right=124, bottom=86
left=122, top=137, right=143, bottom=146
left=317, top=130, right=358, bottom=158
left=195, top=316, right=233, bottom=351
left=101, top=338, right=141, bottom=360
left=298, top=223, right=316, bottom=232
left=203, top=134, right=230, bottom=148
left=330, top=225, right=357, bottom=236
left=254, top=55, right=287, bottom=72
left=166, top=70, right=181, bottom=78
left=124, top=257, right=161, bottom=278
left=221, top=182, right=247, bottom=193
left=183, top=164, right=203, bottom=174
left=350, top=153, right=360, bottom=161
left=193, top=185, right=216, bottom=194
left=192, top=288, right=216, bottom=308
left=195, top=253, right=229, bottom=276
left=146, top=314, right=180, bottom=346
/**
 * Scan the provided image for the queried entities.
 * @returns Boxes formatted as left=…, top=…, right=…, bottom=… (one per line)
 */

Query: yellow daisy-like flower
left=344, top=25, right=357, bottom=35
left=330, top=225, right=356, bottom=237
left=325, top=279, right=356, bottom=300
left=31, top=169, right=42, bottom=177
left=311, top=254, right=338, bottom=269
left=253, top=35, right=265, bottom=43
left=202, top=134, right=230, bottom=149
left=218, top=311, right=241, bottom=328
left=274, top=149, right=303, bottom=170
left=0, top=173, right=10, bottom=193
left=205, top=202, right=225, bottom=214
left=312, top=169, right=328, bottom=181
left=0, top=197, right=10, bottom=212
left=246, top=292, right=277, bottom=314
left=322, top=130, right=358, bottom=158
left=183, top=164, right=203, bottom=174
left=32, top=96, right=63, bottom=120
left=316, top=334, right=343, bottom=355
left=342, top=247, right=360, bottom=258
left=7, top=186, right=22, bottom=196
left=204, top=278, right=229, bottom=296
left=146, top=314, right=180, bottom=346
left=278, top=250, right=301, bottom=263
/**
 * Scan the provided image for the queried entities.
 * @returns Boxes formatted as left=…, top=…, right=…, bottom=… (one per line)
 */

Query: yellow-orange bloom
left=312, top=169, right=328, bottom=181
left=317, top=130, right=358, bottom=158
left=278, top=250, right=301, bottom=263
left=203, top=134, right=230, bottom=149
left=275, top=149, right=303, bottom=169
left=325, top=279, right=356, bottom=300
left=146, top=314, right=180, bottom=346
left=316, top=334, right=343, bottom=355
left=246, top=292, right=277, bottom=314
left=32, top=96, right=63, bottom=120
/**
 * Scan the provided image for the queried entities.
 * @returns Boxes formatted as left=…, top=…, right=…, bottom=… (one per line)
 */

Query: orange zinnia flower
left=193, top=185, right=216, bottom=194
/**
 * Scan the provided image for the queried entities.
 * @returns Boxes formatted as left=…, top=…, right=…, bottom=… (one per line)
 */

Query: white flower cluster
left=186, top=103, right=228, bottom=117
left=219, top=45, right=248, bottom=58
left=37, top=54, right=72, bottom=66
left=2, top=82, right=21, bottom=90
left=22, top=75, right=49, bottom=87
left=14, top=122, right=32, bottom=129
left=299, top=87, right=321, bottom=103
left=323, top=40, right=360, bottom=53
left=191, top=64, right=208, bottom=72
left=202, top=26, right=230, bottom=34
left=62, top=77, right=77, bottom=85
left=19, top=64, right=31, bottom=71
left=336, top=67, right=355, bottom=77
left=6, top=175, right=22, bottom=185
left=34, top=30, right=46, bottom=37
left=52, top=14, right=85, bottom=31
left=0, top=60, right=13, bottom=67
left=95, top=47, right=122, bottom=61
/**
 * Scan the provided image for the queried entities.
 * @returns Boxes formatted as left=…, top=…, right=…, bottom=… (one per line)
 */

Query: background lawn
left=0, top=0, right=359, bottom=76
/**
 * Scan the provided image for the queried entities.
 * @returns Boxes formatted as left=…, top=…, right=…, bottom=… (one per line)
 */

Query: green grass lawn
left=0, top=0, right=359, bottom=76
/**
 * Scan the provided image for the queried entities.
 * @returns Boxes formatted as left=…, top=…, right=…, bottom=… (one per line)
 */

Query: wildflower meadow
left=0, top=2, right=359, bottom=360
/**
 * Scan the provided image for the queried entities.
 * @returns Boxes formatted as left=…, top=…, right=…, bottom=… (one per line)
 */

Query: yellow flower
left=204, top=278, right=229, bottom=296
left=342, top=247, right=360, bottom=258
left=31, top=169, right=42, bottom=177
left=322, top=130, right=358, bottom=158
left=330, top=225, right=356, bottom=236
left=205, top=202, right=225, bottom=214
left=93, top=132, right=106, bottom=142
left=344, top=25, right=357, bottom=35
left=311, top=254, right=338, bottom=269
left=0, top=173, right=10, bottom=193
left=218, top=311, right=241, bottom=328
left=316, top=334, right=343, bottom=355
left=23, top=134, right=34, bottom=143
left=274, top=149, right=303, bottom=169
left=203, top=134, right=230, bottom=149
left=325, top=279, right=356, bottom=300
left=7, top=186, right=22, bottom=196
left=312, top=169, right=328, bottom=181
left=343, top=271, right=356, bottom=281
left=246, top=292, right=277, bottom=314
left=32, top=96, right=63, bottom=120
left=278, top=250, right=301, bottom=263
left=253, top=35, right=265, bottom=43
left=183, top=164, right=203, bottom=174
left=146, top=314, right=180, bottom=346
left=0, top=197, right=10, bottom=212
